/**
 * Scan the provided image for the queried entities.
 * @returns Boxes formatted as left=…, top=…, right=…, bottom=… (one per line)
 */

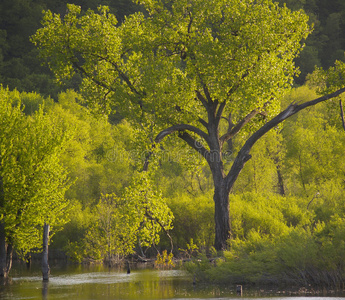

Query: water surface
left=0, top=264, right=344, bottom=300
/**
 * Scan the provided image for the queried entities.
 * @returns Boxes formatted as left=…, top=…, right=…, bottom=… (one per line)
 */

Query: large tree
left=32, top=0, right=345, bottom=250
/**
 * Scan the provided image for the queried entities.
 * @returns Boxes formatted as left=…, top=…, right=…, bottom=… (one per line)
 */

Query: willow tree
left=32, top=0, right=345, bottom=250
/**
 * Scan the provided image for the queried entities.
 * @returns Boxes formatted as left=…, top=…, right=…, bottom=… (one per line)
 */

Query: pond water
left=0, top=263, right=345, bottom=300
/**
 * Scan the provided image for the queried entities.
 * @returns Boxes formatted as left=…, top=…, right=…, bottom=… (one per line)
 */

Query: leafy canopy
left=32, top=0, right=310, bottom=137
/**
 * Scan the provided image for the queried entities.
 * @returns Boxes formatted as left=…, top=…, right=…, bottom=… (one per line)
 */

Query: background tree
left=0, top=0, right=141, bottom=98
left=67, top=172, right=173, bottom=262
left=2, top=0, right=345, bottom=96
left=0, top=86, right=72, bottom=277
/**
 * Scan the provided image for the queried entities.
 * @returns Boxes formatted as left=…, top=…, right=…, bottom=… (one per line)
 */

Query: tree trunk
left=213, top=181, right=231, bottom=251
left=0, top=173, right=7, bottom=278
left=0, top=221, right=7, bottom=277
left=0, top=225, right=14, bottom=278
left=6, top=242, right=13, bottom=275
left=42, top=223, right=50, bottom=281
left=276, top=165, right=285, bottom=196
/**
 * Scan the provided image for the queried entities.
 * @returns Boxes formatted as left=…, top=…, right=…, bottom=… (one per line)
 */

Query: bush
left=168, top=191, right=215, bottom=253
left=185, top=192, right=345, bottom=287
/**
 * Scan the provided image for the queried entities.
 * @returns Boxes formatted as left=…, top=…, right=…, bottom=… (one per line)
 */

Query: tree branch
left=215, top=101, right=226, bottom=128
left=225, top=86, right=345, bottom=191
left=340, top=99, right=345, bottom=132
left=187, top=11, right=193, bottom=34
left=144, top=210, right=174, bottom=253
left=155, top=123, right=210, bottom=145
left=295, top=87, right=345, bottom=111
left=72, top=61, right=115, bottom=93
left=227, top=71, right=249, bottom=97
left=219, top=109, right=260, bottom=146
left=99, top=54, right=147, bottom=99
left=202, top=83, right=213, bottom=104
left=178, top=132, right=210, bottom=162
left=198, top=117, right=208, bottom=128
left=74, top=50, right=152, bottom=113
left=195, top=90, right=209, bottom=109
left=112, top=62, right=144, bottom=97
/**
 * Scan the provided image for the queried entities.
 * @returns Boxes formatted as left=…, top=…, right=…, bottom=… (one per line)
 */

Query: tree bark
left=0, top=225, right=13, bottom=278
left=0, top=221, right=7, bottom=277
left=6, top=242, right=13, bottom=276
left=42, top=223, right=50, bottom=281
left=213, top=180, right=231, bottom=251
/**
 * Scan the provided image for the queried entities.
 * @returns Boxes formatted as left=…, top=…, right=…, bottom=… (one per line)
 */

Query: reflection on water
left=0, top=265, right=206, bottom=300
left=1, top=264, right=345, bottom=300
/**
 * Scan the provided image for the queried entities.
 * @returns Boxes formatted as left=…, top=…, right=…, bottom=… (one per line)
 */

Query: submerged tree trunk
left=0, top=222, right=7, bottom=277
left=0, top=224, right=14, bottom=278
left=6, top=242, right=13, bottom=275
left=0, top=173, right=7, bottom=278
left=42, top=223, right=50, bottom=281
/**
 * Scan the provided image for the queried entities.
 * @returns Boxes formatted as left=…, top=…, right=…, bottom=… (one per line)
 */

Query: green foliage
left=68, top=194, right=137, bottom=262
left=309, top=59, right=345, bottom=95
left=168, top=191, right=214, bottom=251
left=54, top=90, right=133, bottom=206
left=229, top=193, right=311, bottom=240
left=179, top=238, right=199, bottom=259
left=66, top=172, right=174, bottom=262
left=0, top=86, right=72, bottom=258
left=187, top=188, right=345, bottom=287
left=184, top=81, right=345, bottom=285
left=123, top=171, right=174, bottom=249
left=0, top=0, right=141, bottom=97
left=0, top=0, right=59, bottom=96
left=232, top=129, right=285, bottom=194
left=31, top=0, right=312, bottom=253
left=2, top=0, right=343, bottom=284
left=184, top=84, right=344, bottom=286
left=155, top=250, right=175, bottom=269
left=0, top=0, right=343, bottom=100
left=280, top=86, right=345, bottom=197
